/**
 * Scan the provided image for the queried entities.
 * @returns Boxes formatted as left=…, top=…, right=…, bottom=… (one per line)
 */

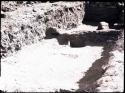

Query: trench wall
left=1, top=1, right=85, bottom=58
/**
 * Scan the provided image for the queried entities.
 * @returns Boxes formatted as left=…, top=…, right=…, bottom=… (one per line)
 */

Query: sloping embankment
left=1, top=1, right=85, bottom=58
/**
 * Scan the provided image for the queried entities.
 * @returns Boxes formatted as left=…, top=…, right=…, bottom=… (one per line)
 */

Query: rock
left=97, top=22, right=109, bottom=30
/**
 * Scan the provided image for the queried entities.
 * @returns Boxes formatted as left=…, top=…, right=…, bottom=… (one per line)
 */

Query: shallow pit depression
left=0, top=38, right=103, bottom=92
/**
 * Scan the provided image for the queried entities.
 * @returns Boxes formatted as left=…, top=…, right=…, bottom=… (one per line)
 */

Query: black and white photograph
left=0, top=1, right=124, bottom=92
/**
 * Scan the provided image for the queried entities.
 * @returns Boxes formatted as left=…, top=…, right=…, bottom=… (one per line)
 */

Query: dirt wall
left=1, top=1, right=85, bottom=58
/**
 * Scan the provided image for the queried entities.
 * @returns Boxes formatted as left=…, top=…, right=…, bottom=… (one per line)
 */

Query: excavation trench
left=45, top=27, right=120, bottom=47
left=45, top=29, right=121, bottom=92
left=0, top=27, right=121, bottom=92
left=76, top=42, right=115, bottom=92
left=0, top=2, right=124, bottom=92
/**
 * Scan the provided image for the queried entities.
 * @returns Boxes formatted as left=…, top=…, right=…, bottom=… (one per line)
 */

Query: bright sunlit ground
left=0, top=39, right=103, bottom=92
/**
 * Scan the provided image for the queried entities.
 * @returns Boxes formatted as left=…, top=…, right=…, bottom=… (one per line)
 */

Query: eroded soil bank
left=1, top=1, right=85, bottom=58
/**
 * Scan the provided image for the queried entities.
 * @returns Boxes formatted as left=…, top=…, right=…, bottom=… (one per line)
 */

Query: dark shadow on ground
left=76, top=42, right=115, bottom=92
left=69, top=31, right=120, bottom=47
left=44, top=27, right=121, bottom=48
left=82, top=21, right=99, bottom=26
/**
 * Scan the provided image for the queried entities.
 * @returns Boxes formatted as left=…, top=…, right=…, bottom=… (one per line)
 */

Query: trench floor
left=0, top=38, right=103, bottom=92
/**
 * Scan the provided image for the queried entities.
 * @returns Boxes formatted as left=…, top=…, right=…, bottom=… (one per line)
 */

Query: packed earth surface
left=0, top=1, right=124, bottom=92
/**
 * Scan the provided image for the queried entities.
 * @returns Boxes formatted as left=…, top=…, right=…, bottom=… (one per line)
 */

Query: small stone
left=97, top=21, right=109, bottom=30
